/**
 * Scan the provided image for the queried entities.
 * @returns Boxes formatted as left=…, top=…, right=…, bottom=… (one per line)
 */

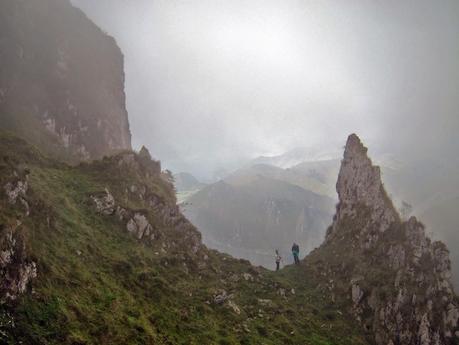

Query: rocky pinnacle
left=313, top=134, right=458, bottom=345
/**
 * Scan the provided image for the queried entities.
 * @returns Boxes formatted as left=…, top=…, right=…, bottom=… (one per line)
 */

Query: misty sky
left=71, top=0, right=459, bottom=180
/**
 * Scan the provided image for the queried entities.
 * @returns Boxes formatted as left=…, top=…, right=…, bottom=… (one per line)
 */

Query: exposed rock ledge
left=91, top=186, right=201, bottom=254
left=1, top=172, right=36, bottom=300
left=0, top=225, right=37, bottom=300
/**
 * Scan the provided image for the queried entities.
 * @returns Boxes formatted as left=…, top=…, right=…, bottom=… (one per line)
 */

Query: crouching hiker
left=275, top=250, right=282, bottom=271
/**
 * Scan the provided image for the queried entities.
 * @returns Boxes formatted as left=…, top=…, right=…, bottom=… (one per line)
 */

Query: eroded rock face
left=0, top=0, right=131, bottom=161
left=4, top=180, right=28, bottom=205
left=327, top=134, right=398, bottom=241
left=310, top=134, right=458, bottom=345
left=91, top=188, right=115, bottom=216
left=126, top=213, right=153, bottom=240
left=91, top=182, right=201, bottom=255
left=91, top=189, right=116, bottom=215
left=91, top=188, right=154, bottom=240
left=1, top=168, right=36, bottom=300
left=0, top=225, right=37, bottom=300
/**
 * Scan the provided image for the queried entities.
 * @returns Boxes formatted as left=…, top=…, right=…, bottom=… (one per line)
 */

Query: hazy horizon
left=72, top=0, right=459, bottom=180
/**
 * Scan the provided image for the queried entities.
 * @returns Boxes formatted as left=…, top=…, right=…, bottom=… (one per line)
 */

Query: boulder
left=91, top=189, right=116, bottom=215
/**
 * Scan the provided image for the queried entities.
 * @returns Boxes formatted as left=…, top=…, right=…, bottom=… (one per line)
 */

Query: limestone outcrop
left=0, top=224, right=37, bottom=300
left=90, top=151, right=201, bottom=255
left=1, top=168, right=36, bottom=300
left=309, top=134, right=458, bottom=345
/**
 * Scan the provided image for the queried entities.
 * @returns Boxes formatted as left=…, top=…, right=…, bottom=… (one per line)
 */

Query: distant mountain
left=173, top=172, right=205, bottom=192
left=251, top=146, right=341, bottom=169
left=182, top=174, right=335, bottom=268
left=173, top=172, right=206, bottom=204
left=225, top=163, right=336, bottom=198
left=290, top=159, right=341, bottom=197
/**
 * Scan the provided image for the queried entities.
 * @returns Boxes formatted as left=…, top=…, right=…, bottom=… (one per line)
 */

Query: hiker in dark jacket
left=275, top=250, right=282, bottom=271
left=292, top=243, right=300, bottom=265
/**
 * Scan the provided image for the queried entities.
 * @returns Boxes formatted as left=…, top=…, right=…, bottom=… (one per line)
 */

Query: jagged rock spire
left=311, top=134, right=458, bottom=345
left=139, top=145, right=152, bottom=160
left=327, top=134, right=398, bottom=242
left=337, top=133, right=386, bottom=208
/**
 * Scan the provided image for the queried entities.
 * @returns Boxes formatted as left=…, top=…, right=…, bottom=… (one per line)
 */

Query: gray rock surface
left=0, top=225, right=37, bottom=300
left=126, top=213, right=153, bottom=240
left=311, top=134, right=459, bottom=345
left=1, top=168, right=36, bottom=300
left=4, top=180, right=28, bottom=205
left=91, top=189, right=116, bottom=215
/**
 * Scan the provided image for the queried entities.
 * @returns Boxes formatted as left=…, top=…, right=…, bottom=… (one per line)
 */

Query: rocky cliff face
left=308, top=134, right=458, bottom=345
left=0, top=0, right=131, bottom=161
left=0, top=151, right=37, bottom=301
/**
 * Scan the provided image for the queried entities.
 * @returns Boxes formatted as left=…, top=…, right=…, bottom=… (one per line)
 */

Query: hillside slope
left=0, top=0, right=131, bottom=162
left=0, top=132, right=367, bottom=345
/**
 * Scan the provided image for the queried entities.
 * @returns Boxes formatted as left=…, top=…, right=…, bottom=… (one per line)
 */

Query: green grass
left=0, top=131, right=369, bottom=345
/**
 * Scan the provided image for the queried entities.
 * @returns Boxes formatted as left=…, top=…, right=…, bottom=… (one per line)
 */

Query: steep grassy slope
left=0, top=132, right=368, bottom=345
